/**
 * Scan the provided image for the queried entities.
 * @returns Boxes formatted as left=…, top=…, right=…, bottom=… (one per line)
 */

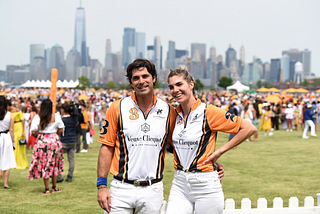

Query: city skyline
left=1, top=0, right=320, bottom=77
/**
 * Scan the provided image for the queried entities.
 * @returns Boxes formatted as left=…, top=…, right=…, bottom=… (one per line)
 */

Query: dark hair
left=126, top=58, right=157, bottom=85
left=61, top=103, right=70, bottom=114
left=0, top=96, right=7, bottom=120
left=39, top=99, right=53, bottom=130
left=31, top=103, right=37, bottom=112
left=168, top=66, right=195, bottom=95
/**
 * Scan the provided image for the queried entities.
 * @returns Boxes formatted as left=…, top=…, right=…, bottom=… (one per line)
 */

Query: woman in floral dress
left=28, top=99, right=64, bottom=194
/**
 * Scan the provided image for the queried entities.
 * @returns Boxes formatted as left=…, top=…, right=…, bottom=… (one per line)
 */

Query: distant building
left=241, top=62, right=260, bottom=85
left=281, top=54, right=290, bottom=81
left=225, top=45, right=236, bottom=68
left=294, top=61, right=303, bottom=84
left=30, top=44, right=45, bottom=65
left=154, top=36, right=161, bottom=72
left=166, top=41, right=175, bottom=69
left=136, top=32, right=146, bottom=58
left=239, top=45, right=245, bottom=76
left=122, top=28, right=136, bottom=70
left=302, top=49, right=311, bottom=77
left=49, top=44, right=65, bottom=80
left=105, top=39, right=111, bottom=54
left=263, top=62, right=270, bottom=81
left=6, top=65, right=30, bottom=85
left=270, top=59, right=281, bottom=82
left=65, top=48, right=81, bottom=81
left=191, top=43, right=206, bottom=76
left=74, top=6, right=89, bottom=66
left=90, top=59, right=103, bottom=83
left=190, top=61, right=203, bottom=79
left=30, top=57, right=46, bottom=80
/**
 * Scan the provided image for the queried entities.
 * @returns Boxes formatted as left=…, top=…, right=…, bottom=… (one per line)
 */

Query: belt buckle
left=133, top=180, right=140, bottom=186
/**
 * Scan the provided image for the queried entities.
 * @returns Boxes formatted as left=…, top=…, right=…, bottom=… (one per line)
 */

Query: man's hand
left=215, top=162, right=225, bottom=182
left=97, top=187, right=111, bottom=213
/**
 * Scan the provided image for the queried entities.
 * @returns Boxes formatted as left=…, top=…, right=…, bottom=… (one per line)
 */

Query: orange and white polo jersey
left=172, top=99, right=242, bottom=172
left=98, top=93, right=176, bottom=181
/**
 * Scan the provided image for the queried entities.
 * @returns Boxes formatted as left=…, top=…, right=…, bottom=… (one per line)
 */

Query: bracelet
left=97, top=186, right=107, bottom=190
left=97, top=177, right=108, bottom=187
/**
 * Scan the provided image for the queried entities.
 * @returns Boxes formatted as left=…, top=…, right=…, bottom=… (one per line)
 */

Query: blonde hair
left=167, top=65, right=195, bottom=95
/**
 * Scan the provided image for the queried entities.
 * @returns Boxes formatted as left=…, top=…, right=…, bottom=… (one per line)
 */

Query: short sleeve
left=55, top=113, right=65, bottom=129
left=97, top=100, right=120, bottom=147
left=206, top=104, right=242, bottom=134
left=30, top=115, right=40, bottom=132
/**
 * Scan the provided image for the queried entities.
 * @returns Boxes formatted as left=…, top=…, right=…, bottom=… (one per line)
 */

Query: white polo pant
left=303, top=120, right=316, bottom=137
left=166, top=170, right=224, bottom=214
left=107, top=178, right=163, bottom=214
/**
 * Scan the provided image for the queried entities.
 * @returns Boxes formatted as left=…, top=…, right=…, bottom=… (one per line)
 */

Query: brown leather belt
left=113, top=176, right=161, bottom=186
left=14, top=120, right=22, bottom=123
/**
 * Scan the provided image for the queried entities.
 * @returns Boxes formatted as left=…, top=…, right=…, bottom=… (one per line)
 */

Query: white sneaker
left=271, top=128, right=274, bottom=131
left=290, top=129, right=292, bottom=132
left=80, top=149, right=88, bottom=153
left=286, top=129, right=289, bottom=132
left=302, top=136, right=309, bottom=139
left=269, top=132, right=273, bottom=136
left=264, top=133, right=267, bottom=136
left=311, top=134, right=317, bottom=137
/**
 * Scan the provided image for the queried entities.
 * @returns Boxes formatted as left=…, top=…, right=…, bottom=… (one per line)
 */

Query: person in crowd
left=302, top=103, right=317, bottom=139
left=285, top=103, right=294, bottom=132
left=241, top=103, right=254, bottom=141
left=165, top=66, right=256, bottom=214
left=22, top=106, right=30, bottom=142
left=96, top=59, right=225, bottom=213
left=0, top=96, right=17, bottom=189
left=98, top=104, right=107, bottom=130
left=262, top=104, right=273, bottom=136
left=80, top=103, right=89, bottom=153
left=273, top=103, right=281, bottom=130
left=293, top=103, right=301, bottom=131
left=27, top=104, right=38, bottom=150
left=280, top=103, right=288, bottom=130
left=86, top=103, right=93, bottom=148
left=57, top=102, right=78, bottom=182
left=311, top=101, right=318, bottom=131
left=28, top=99, right=64, bottom=194
left=9, top=102, right=28, bottom=169
left=250, top=101, right=259, bottom=141
left=75, top=104, right=84, bottom=153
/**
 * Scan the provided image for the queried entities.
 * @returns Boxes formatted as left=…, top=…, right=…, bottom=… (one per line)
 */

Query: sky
left=1, top=0, right=320, bottom=77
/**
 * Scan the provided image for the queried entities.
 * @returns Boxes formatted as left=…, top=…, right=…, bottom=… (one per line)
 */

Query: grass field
left=0, top=126, right=319, bottom=213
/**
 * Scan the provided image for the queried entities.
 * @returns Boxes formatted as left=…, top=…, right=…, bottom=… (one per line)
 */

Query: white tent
left=227, top=81, right=250, bottom=92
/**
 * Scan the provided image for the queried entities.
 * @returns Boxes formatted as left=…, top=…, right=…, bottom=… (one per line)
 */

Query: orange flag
left=50, top=68, right=58, bottom=113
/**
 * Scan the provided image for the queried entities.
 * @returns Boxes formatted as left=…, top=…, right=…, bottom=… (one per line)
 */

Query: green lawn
left=0, top=126, right=319, bottom=213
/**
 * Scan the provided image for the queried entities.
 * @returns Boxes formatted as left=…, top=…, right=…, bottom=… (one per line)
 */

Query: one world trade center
left=74, top=6, right=89, bottom=66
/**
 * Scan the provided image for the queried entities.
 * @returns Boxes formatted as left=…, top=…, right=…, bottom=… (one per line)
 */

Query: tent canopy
left=20, top=79, right=79, bottom=88
left=226, top=81, right=250, bottom=92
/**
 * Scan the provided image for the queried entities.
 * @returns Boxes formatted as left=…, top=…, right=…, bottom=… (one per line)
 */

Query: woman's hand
left=21, top=131, right=25, bottom=137
left=203, top=150, right=223, bottom=166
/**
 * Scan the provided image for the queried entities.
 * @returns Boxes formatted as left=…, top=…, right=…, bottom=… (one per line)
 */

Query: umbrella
left=296, top=88, right=309, bottom=93
left=58, top=89, right=65, bottom=94
left=78, top=94, right=89, bottom=100
left=113, top=93, right=122, bottom=98
left=316, top=89, right=320, bottom=93
left=268, top=87, right=280, bottom=92
left=284, top=88, right=296, bottom=93
left=42, top=92, right=49, bottom=96
left=91, top=88, right=96, bottom=92
left=231, top=95, right=239, bottom=99
left=265, top=95, right=281, bottom=103
left=256, top=87, right=269, bottom=92
left=225, top=93, right=232, bottom=97
left=154, top=89, right=159, bottom=93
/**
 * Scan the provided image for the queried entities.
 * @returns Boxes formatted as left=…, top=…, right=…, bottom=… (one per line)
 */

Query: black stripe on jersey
left=189, top=106, right=212, bottom=172
left=117, top=100, right=129, bottom=179
left=156, top=103, right=170, bottom=179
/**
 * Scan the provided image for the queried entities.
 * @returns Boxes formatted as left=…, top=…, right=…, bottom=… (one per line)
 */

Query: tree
left=300, top=79, right=309, bottom=87
left=119, top=84, right=131, bottom=90
left=154, top=81, right=161, bottom=89
left=76, top=76, right=90, bottom=90
left=218, top=76, right=233, bottom=89
left=194, top=79, right=204, bottom=90
left=256, top=80, right=262, bottom=89
left=106, top=80, right=117, bottom=89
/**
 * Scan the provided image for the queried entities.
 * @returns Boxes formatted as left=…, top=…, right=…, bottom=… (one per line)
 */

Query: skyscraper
left=270, top=59, right=281, bottom=82
left=106, top=39, right=111, bottom=54
left=191, top=43, right=206, bottom=77
left=30, top=44, right=45, bottom=65
left=50, top=44, right=65, bottom=80
left=281, top=54, right=290, bottom=81
left=122, top=28, right=136, bottom=70
left=167, top=41, right=176, bottom=69
left=154, top=36, right=161, bottom=73
left=136, top=32, right=146, bottom=58
left=302, top=49, right=311, bottom=77
left=74, top=6, right=89, bottom=66
left=225, top=45, right=236, bottom=68
left=65, top=48, right=81, bottom=80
